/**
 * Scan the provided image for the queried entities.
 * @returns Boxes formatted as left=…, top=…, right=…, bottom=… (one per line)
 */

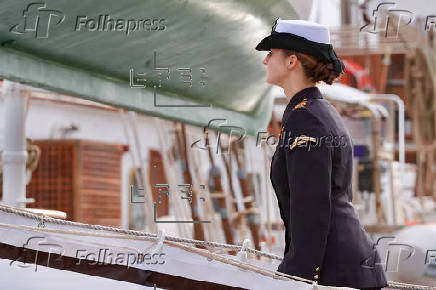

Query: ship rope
left=0, top=204, right=433, bottom=290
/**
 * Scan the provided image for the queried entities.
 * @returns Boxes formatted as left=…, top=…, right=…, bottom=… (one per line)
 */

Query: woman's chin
left=265, top=78, right=278, bottom=86
left=265, top=76, right=274, bottom=85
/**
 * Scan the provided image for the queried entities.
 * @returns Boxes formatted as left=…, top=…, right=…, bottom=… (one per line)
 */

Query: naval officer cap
left=255, top=18, right=345, bottom=75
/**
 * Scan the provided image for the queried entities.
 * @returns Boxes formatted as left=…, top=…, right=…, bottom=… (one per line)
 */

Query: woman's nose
left=262, top=56, right=268, bottom=66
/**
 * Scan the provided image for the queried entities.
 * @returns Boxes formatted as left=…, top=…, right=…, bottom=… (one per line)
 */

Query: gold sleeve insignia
left=292, top=98, right=308, bottom=110
left=289, top=135, right=317, bottom=150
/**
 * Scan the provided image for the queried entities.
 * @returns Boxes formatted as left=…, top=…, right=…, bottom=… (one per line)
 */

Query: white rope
left=387, top=281, right=436, bottom=290
left=0, top=220, right=312, bottom=285
left=236, top=238, right=250, bottom=262
left=149, top=229, right=166, bottom=256
left=0, top=204, right=434, bottom=289
left=0, top=222, right=158, bottom=255
left=0, top=204, right=281, bottom=260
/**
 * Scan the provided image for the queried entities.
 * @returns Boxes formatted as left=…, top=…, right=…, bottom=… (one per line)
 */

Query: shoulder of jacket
left=286, top=100, right=317, bottom=125
left=284, top=103, right=329, bottom=134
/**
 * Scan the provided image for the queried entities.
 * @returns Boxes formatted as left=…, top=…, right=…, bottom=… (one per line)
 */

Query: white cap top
left=274, top=19, right=331, bottom=44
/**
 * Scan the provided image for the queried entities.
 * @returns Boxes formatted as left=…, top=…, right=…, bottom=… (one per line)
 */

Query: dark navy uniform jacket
left=270, top=86, right=388, bottom=288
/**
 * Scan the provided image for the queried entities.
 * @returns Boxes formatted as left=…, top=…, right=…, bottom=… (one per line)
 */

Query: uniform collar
left=282, top=86, right=323, bottom=125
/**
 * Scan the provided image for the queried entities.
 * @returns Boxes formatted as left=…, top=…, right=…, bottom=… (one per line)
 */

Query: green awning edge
left=0, top=46, right=274, bottom=136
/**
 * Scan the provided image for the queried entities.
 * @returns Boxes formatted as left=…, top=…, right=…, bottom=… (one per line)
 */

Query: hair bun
left=283, top=49, right=344, bottom=85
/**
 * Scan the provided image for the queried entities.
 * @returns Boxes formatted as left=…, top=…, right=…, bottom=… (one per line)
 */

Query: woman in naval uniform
left=255, top=19, right=388, bottom=290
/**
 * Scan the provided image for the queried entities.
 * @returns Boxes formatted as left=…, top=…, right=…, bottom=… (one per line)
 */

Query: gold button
left=315, top=266, right=320, bottom=271
left=314, top=275, right=319, bottom=280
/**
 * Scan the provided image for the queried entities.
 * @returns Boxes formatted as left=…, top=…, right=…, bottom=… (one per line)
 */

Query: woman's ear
left=286, top=54, right=298, bottom=70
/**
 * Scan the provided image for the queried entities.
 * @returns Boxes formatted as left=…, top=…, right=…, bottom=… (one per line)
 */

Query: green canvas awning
left=0, top=0, right=299, bottom=135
